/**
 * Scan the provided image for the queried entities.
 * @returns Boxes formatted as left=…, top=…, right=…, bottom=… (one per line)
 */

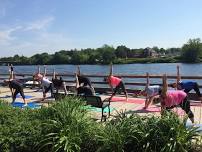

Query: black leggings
left=112, top=81, right=127, bottom=96
left=77, top=86, right=94, bottom=96
left=184, top=83, right=201, bottom=97
left=44, top=83, right=54, bottom=95
left=179, top=97, right=194, bottom=119
left=13, top=87, right=25, bottom=101
left=166, top=97, right=194, bottom=119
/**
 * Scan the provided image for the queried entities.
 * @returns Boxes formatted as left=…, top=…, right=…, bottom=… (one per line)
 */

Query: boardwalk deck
left=1, top=86, right=202, bottom=125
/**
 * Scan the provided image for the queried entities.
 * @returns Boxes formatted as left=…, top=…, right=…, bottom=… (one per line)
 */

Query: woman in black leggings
left=5, top=79, right=27, bottom=106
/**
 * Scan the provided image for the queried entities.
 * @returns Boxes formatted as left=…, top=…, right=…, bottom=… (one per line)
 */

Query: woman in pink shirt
left=104, top=75, right=128, bottom=101
left=160, top=75, right=194, bottom=123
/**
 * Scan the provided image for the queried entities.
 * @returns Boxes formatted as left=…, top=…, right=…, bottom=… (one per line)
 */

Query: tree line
left=0, top=38, right=202, bottom=65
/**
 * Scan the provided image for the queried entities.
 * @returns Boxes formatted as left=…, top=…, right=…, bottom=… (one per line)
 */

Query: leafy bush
left=0, top=101, right=44, bottom=152
left=97, top=111, right=201, bottom=152
left=38, top=96, right=101, bottom=152
left=0, top=98, right=201, bottom=152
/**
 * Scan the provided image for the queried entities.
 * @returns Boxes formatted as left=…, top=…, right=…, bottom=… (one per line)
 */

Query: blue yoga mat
left=85, top=106, right=115, bottom=113
left=1, top=94, right=34, bottom=99
left=12, top=101, right=41, bottom=109
left=16, top=94, right=34, bottom=99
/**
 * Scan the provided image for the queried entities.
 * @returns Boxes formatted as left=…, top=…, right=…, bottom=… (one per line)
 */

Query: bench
left=84, top=95, right=111, bottom=121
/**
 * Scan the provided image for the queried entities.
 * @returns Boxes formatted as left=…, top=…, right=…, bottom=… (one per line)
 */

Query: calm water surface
left=0, top=63, right=200, bottom=75
left=0, top=63, right=201, bottom=89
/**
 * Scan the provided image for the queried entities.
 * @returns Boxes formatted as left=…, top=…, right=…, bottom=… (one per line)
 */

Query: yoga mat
left=85, top=105, right=115, bottom=113
left=134, top=105, right=161, bottom=113
left=16, top=94, right=34, bottom=99
left=12, top=101, right=42, bottom=109
left=0, top=94, right=34, bottom=99
left=134, top=105, right=185, bottom=115
left=0, top=95, right=11, bottom=98
left=111, top=97, right=145, bottom=104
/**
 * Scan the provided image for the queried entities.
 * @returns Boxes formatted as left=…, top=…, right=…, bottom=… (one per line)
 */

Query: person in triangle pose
left=170, top=65, right=202, bottom=99
left=160, top=74, right=194, bottom=123
left=138, top=72, right=161, bottom=109
left=52, top=68, right=68, bottom=95
left=4, top=64, right=27, bottom=106
left=104, top=64, right=128, bottom=101
left=34, top=66, right=54, bottom=101
left=75, top=66, right=95, bottom=96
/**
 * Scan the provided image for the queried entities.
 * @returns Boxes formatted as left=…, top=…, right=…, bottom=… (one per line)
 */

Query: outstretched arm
left=177, top=65, right=181, bottom=84
left=9, top=64, right=14, bottom=80
left=162, top=74, right=167, bottom=98
left=75, top=73, right=79, bottom=88
left=146, top=72, right=149, bottom=88
left=160, top=101, right=166, bottom=115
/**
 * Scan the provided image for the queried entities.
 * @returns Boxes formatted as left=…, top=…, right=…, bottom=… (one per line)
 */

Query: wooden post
left=37, top=65, right=40, bottom=74
left=176, top=65, right=180, bottom=84
left=43, top=65, right=46, bottom=77
left=53, top=68, right=56, bottom=79
left=77, top=65, right=81, bottom=75
left=109, top=63, right=113, bottom=76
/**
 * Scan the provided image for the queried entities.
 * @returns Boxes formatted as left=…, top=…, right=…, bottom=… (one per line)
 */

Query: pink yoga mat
left=111, top=97, right=145, bottom=104
left=135, top=105, right=185, bottom=116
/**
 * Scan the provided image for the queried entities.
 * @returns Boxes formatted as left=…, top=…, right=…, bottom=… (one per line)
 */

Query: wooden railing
left=1, top=73, right=202, bottom=92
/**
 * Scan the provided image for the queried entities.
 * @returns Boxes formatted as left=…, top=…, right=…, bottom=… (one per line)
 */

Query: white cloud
left=0, top=26, right=22, bottom=44
left=24, top=16, right=54, bottom=31
left=0, top=16, right=77, bottom=57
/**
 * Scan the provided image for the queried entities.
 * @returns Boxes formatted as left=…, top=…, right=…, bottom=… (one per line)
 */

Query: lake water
left=0, top=63, right=201, bottom=89
left=0, top=63, right=200, bottom=75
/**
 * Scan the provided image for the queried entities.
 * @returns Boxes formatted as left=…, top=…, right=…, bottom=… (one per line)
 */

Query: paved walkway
left=0, top=86, right=202, bottom=124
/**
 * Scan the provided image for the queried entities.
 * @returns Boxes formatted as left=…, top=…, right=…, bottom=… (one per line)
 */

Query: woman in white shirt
left=34, top=73, right=53, bottom=101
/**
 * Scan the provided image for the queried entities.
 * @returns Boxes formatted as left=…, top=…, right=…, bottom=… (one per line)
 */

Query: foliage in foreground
left=0, top=97, right=202, bottom=152
left=97, top=111, right=201, bottom=152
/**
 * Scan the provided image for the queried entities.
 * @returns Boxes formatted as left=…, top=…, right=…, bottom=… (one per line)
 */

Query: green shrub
left=0, top=101, right=44, bottom=152
left=0, top=98, right=201, bottom=152
left=38, top=96, right=101, bottom=152
left=97, top=111, right=201, bottom=152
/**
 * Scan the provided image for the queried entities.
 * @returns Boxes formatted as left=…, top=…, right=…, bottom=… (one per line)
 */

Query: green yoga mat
left=85, top=105, right=115, bottom=113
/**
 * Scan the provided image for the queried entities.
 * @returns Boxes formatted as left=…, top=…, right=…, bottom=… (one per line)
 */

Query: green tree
left=30, top=53, right=51, bottom=65
left=100, top=44, right=116, bottom=64
left=71, top=51, right=90, bottom=64
left=115, top=45, right=129, bottom=59
left=181, top=38, right=202, bottom=62
left=51, top=51, right=70, bottom=64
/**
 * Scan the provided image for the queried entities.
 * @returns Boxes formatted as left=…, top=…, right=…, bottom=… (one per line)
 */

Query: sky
left=0, top=0, right=202, bottom=57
